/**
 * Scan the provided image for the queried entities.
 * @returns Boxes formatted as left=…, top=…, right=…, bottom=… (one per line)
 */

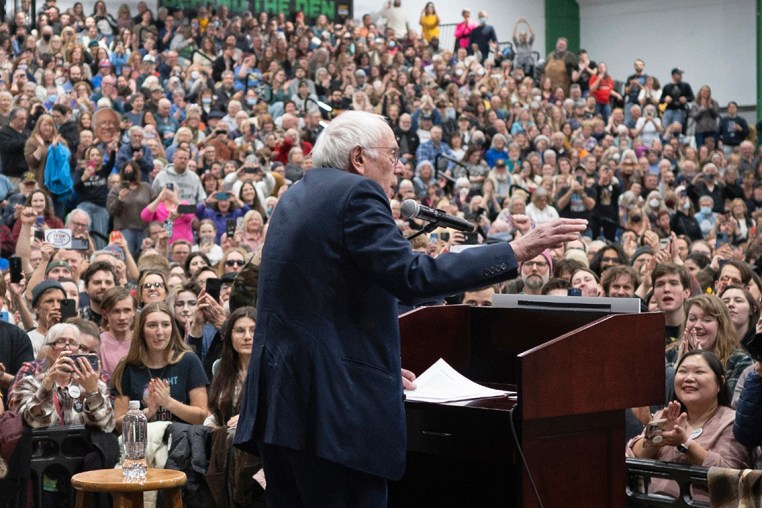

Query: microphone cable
left=509, top=406, right=545, bottom=508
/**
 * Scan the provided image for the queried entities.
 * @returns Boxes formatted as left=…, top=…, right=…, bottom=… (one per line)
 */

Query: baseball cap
left=31, top=280, right=65, bottom=308
left=22, top=171, right=36, bottom=184
left=671, top=68, right=684, bottom=75
left=45, top=260, right=71, bottom=275
left=143, top=54, right=156, bottom=63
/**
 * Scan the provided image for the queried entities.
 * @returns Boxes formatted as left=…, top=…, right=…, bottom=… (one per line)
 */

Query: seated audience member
left=204, top=306, right=264, bottom=506
left=601, top=265, right=641, bottom=298
left=628, top=350, right=751, bottom=502
left=9, top=322, right=114, bottom=503
left=99, top=287, right=136, bottom=378
left=10, top=323, right=113, bottom=430
left=112, top=302, right=208, bottom=430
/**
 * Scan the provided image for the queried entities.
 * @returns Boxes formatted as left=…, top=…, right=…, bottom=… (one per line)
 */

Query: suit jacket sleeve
left=343, top=178, right=518, bottom=302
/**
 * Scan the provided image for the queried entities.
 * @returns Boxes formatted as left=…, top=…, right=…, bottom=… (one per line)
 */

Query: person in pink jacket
left=454, top=9, right=477, bottom=50
left=140, top=186, right=194, bottom=244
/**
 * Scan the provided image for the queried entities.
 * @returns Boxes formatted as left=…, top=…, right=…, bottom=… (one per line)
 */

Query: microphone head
left=400, top=199, right=419, bottom=219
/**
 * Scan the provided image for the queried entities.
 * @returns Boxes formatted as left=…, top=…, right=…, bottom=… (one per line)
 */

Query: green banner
left=160, top=0, right=351, bottom=21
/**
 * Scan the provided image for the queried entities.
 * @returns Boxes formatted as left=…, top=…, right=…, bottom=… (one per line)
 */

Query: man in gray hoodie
left=150, top=147, right=206, bottom=204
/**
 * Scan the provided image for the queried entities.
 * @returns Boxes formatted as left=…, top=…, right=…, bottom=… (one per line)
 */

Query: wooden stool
left=71, top=468, right=187, bottom=508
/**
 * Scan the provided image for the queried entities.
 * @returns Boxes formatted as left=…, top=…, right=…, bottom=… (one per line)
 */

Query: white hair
left=45, top=323, right=81, bottom=346
left=311, top=111, right=391, bottom=170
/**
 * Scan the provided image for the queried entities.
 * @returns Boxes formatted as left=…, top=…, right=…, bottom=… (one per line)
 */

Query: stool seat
left=72, top=469, right=187, bottom=508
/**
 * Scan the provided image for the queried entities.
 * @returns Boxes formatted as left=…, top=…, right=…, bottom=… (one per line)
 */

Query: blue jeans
left=662, top=109, right=686, bottom=130
left=120, top=228, right=145, bottom=258
left=52, top=191, right=74, bottom=220
left=77, top=202, right=109, bottom=250
left=595, top=103, right=611, bottom=125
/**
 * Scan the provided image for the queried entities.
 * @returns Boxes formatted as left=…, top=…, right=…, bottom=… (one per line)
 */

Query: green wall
left=545, top=0, right=580, bottom=54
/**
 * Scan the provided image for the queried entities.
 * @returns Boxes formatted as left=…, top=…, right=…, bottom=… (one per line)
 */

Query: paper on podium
left=404, top=358, right=514, bottom=403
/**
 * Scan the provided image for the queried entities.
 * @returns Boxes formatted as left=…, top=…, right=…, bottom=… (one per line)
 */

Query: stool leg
left=74, top=490, right=89, bottom=508
left=163, top=487, right=183, bottom=508
left=113, top=491, right=144, bottom=508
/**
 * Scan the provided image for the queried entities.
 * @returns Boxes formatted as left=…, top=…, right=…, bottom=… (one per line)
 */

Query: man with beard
left=520, top=251, right=552, bottom=295
left=79, top=261, right=117, bottom=326
left=393, top=114, right=420, bottom=163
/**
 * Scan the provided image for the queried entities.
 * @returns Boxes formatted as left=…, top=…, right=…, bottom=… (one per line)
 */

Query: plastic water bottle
left=122, top=400, right=148, bottom=481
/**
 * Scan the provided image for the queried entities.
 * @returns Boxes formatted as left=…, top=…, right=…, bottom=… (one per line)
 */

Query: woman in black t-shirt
left=112, top=302, right=208, bottom=431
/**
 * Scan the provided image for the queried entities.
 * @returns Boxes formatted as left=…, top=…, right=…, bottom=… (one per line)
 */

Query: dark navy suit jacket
left=234, top=167, right=519, bottom=480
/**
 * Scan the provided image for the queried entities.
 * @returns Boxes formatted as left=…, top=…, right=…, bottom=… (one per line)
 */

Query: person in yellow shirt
left=419, top=2, right=440, bottom=43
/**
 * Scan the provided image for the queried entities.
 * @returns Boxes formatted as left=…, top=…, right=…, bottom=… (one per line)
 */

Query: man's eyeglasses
left=364, top=146, right=400, bottom=166
left=142, top=282, right=165, bottom=289
left=523, top=261, right=549, bottom=269
left=225, top=259, right=246, bottom=267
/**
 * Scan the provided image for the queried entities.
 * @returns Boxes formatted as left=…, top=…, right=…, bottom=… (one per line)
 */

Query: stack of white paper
left=404, top=358, right=514, bottom=403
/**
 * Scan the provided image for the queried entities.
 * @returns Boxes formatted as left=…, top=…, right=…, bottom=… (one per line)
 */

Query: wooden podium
left=389, top=305, right=664, bottom=508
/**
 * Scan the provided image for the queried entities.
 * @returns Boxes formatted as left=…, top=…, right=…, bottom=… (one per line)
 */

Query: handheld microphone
left=400, top=199, right=476, bottom=233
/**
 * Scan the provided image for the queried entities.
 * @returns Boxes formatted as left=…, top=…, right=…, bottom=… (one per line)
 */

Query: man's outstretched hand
left=510, top=219, right=587, bottom=262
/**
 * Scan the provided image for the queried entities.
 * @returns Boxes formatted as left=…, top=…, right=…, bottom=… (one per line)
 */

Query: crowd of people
left=0, top=0, right=759, bottom=504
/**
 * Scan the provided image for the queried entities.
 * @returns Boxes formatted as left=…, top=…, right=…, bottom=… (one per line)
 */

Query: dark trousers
left=258, top=442, right=387, bottom=508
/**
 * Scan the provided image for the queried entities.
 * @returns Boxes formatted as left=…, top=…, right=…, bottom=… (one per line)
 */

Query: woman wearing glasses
left=112, top=302, right=209, bottom=429
left=218, top=248, right=248, bottom=277
left=9, top=323, right=114, bottom=430
left=136, top=270, right=168, bottom=309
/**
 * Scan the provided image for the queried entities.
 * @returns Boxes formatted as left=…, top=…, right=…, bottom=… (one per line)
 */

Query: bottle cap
left=128, top=400, right=141, bottom=410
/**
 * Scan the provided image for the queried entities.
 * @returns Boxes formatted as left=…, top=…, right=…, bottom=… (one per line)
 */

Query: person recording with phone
left=195, top=190, right=250, bottom=244
left=141, top=185, right=195, bottom=244
left=114, top=125, right=155, bottom=182
left=10, top=321, right=113, bottom=428
left=107, top=161, right=152, bottom=257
